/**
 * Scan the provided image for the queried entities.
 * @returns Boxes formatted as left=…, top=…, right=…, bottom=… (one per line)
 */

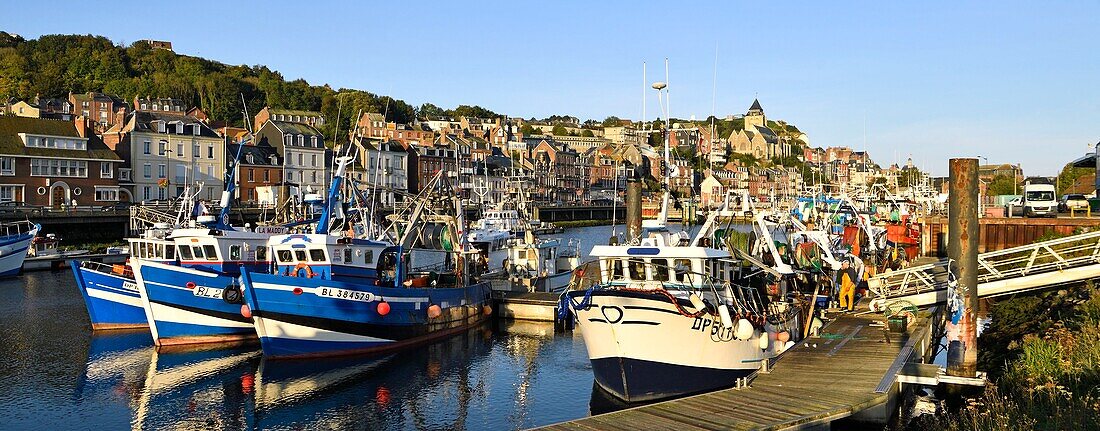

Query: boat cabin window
left=309, top=249, right=326, bottom=262
left=628, top=258, right=645, bottom=280
left=609, top=259, right=624, bottom=280
left=178, top=245, right=193, bottom=260
left=364, top=249, right=374, bottom=264
left=256, top=246, right=267, bottom=261
left=673, top=259, right=692, bottom=282
left=230, top=245, right=241, bottom=261
left=192, top=246, right=204, bottom=259
left=344, top=248, right=352, bottom=264
left=145, top=243, right=154, bottom=258
left=294, top=250, right=307, bottom=262
left=277, top=249, right=292, bottom=263
left=203, top=245, right=218, bottom=260
left=165, top=245, right=175, bottom=260
left=652, top=258, right=669, bottom=281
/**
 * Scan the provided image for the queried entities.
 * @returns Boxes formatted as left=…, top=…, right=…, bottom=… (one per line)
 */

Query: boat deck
left=537, top=303, right=937, bottom=430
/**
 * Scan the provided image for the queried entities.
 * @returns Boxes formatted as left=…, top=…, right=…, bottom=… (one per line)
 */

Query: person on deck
left=838, top=260, right=859, bottom=312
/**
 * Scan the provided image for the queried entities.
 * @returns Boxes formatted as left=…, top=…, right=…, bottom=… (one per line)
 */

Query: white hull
left=573, top=290, right=798, bottom=402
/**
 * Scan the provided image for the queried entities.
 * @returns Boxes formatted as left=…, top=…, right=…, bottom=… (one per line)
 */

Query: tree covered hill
left=0, top=32, right=500, bottom=142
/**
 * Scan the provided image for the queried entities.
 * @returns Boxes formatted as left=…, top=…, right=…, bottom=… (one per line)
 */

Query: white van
left=1022, top=181, right=1057, bottom=217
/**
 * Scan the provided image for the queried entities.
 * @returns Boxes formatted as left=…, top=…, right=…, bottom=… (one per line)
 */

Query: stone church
left=727, top=99, right=791, bottom=160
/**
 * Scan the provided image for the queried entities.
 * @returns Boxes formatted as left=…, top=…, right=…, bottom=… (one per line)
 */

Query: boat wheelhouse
left=0, top=220, right=38, bottom=277
left=503, top=236, right=580, bottom=293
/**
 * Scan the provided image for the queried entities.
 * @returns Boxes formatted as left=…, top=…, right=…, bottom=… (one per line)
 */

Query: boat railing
left=79, top=260, right=133, bottom=278
left=0, top=220, right=37, bottom=238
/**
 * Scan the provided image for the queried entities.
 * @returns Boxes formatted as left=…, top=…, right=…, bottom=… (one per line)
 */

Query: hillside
left=0, top=32, right=499, bottom=143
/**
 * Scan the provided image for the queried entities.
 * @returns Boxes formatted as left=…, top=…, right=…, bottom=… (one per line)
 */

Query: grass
left=913, top=284, right=1100, bottom=430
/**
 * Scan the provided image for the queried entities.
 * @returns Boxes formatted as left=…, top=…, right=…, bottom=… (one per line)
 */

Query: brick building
left=0, top=116, right=122, bottom=206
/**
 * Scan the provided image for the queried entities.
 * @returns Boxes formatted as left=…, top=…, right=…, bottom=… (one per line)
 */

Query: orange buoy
left=292, top=287, right=303, bottom=295
left=240, top=304, right=252, bottom=319
left=377, top=301, right=391, bottom=316
left=185, top=281, right=196, bottom=289
left=776, top=331, right=790, bottom=343
left=427, top=304, right=442, bottom=319
left=482, top=305, right=493, bottom=316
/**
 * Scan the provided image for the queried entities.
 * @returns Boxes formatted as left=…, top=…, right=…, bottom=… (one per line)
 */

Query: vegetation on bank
left=60, top=240, right=126, bottom=254
left=911, top=285, right=1100, bottom=431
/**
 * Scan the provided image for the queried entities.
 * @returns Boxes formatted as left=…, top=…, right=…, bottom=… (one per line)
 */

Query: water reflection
left=73, top=322, right=592, bottom=430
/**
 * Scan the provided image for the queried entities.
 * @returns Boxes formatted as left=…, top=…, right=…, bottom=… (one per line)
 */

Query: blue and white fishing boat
left=72, top=228, right=176, bottom=330
left=132, top=215, right=281, bottom=346
left=0, top=220, right=39, bottom=277
left=240, top=158, right=493, bottom=358
left=131, top=143, right=289, bottom=346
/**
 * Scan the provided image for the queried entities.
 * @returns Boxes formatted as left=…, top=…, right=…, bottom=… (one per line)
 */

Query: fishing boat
left=132, top=219, right=279, bottom=346
left=0, top=220, right=39, bottom=277
left=240, top=158, right=493, bottom=359
left=72, top=227, right=176, bottom=330
left=502, top=232, right=580, bottom=293
left=561, top=210, right=804, bottom=402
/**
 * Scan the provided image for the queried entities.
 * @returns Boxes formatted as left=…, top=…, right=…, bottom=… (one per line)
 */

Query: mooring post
left=947, top=158, right=979, bottom=377
left=625, top=163, right=643, bottom=243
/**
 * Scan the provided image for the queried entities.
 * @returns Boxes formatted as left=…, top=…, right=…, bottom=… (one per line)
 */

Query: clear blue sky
left=3, top=1, right=1098, bottom=176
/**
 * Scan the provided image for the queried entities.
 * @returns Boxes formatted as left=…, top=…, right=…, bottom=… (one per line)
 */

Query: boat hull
left=71, top=260, right=149, bottom=330
left=133, top=260, right=256, bottom=346
left=570, top=289, right=786, bottom=403
left=0, top=226, right=36, bottom=277
left=241, top=270, right=492, bottom=359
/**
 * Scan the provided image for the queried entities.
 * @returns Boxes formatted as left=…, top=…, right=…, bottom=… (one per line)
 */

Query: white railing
left=869, top=229, right=1100, bottom=307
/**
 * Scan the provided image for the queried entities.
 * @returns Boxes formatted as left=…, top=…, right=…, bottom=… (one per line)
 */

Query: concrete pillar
left=947, top=158, right=979, bottom=378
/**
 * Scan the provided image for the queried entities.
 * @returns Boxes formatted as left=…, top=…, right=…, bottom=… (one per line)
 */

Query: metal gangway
left=869, top=229, right=1100, bottom=308
left=129, top=205, right=177, bottom=232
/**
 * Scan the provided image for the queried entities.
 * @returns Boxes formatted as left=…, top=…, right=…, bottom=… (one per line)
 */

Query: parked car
left=101, top=202, right=135, bottom=212
left=1005, top=197, right=1024, bottom=217
left=0, top=201, right=39, bottom=215
left=1058, top=194, right=1090, bottom=213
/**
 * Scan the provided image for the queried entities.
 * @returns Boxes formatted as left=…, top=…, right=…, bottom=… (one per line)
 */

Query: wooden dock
left=537, top=304, right=938, bottom=430
left=494, top=291, right=560, bottom=322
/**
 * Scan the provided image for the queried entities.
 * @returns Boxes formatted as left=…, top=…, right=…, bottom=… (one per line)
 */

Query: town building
left=0, top=116, right=122, bottom=206
left=727, top=99, right=791, bottom=160
left=227, top=142, right=282, bottom=205
left=133, top=97, right=186, bottom=114
left=346, top=139, right=408, bottom=207
left=254, top=119, right=328, bottom=197
left=69, top=92, right=128, bottom=132
left=253, top=107, right=325, bottom=132
left=103, top=110, right=224, bottom=202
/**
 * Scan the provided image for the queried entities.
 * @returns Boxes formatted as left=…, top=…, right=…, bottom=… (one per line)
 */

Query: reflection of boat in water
left=75, top=331, right=154, bottom=406
left=249, top=325, right=494, bottom=430
left=131, top=347, right=261, bottom=430
left=254, top=355, right=394, bottom=411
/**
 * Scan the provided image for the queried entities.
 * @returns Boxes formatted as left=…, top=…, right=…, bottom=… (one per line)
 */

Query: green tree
left=581, top=129, right=595, bottom=137
left=1056, top=163, right=1092, bottom=195
left=551, top=124, right=568, bottom=136
left=602, top=116, right=622, bottom=127
left=418, top=102, right=446, bottom=118
left=987, top=174, right=1021, bottom=196
left=520, top=124, right=540, bottom=136
left=450, top=104, right=498, bottom=119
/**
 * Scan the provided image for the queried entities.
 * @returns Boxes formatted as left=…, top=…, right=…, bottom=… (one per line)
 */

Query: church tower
left=744, top=98, right=766, bottom=131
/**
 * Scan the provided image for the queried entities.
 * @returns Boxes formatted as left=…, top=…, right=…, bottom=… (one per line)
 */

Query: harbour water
left=0, top=225, right=669, bottom=430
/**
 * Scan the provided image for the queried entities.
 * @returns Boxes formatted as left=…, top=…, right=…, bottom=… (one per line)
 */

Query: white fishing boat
left=0, top=221, right=39, bottom=277
left=23, top=233, right=90, bottom=271
left=502, top=232, right=580, bottom=293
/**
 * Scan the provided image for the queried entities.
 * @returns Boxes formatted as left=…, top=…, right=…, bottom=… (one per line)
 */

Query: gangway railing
left=869, top=229, right=1100, bottom=308
left=129, top=205, right=177, bottom=232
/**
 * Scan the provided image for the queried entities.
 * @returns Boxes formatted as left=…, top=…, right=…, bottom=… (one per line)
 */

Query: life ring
left=291, top=262, right=316, bottom=278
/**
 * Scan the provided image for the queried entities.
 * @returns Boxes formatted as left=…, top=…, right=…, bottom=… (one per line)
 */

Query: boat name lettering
left=317, top=287, right=375, bottom=302
left=193, top=286, right=224, bottom=299
left=122, top=281, right=138, bottom=291
left=692, top=317, right=734, bottom=338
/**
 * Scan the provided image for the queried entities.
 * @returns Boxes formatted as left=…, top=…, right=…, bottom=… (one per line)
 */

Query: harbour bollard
left=947, top=158, right=979, bottom=378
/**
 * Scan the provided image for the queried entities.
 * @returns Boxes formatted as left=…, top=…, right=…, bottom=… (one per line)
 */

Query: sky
left=2, top=1, right=1099, bottom=176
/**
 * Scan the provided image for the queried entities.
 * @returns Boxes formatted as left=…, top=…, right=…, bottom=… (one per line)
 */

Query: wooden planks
left=536, top=307, right=935, bottom=431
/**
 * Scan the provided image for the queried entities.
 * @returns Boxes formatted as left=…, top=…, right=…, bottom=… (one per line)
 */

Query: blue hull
left=136, top=261, right=256, bottom=346
left=71, top=260, right=149, bottom=330
left=240, top=269, right=491, bottom=358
